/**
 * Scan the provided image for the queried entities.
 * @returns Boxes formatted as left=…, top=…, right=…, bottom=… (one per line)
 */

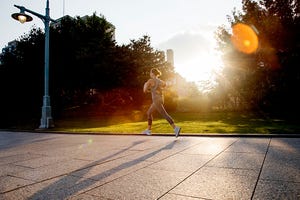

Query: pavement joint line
left=12, top=164, right=35, bottom=169
left=167, top=192, right=213, bottom=200
left=1, top=133, right=299, bottom=199
left=6, top=174, right=36, bottom=183
left=0, top=173, right=67, bottom=194
left=1, top=156, right=124, bottom=195
left=260, top=178, right=300, bottom=184
left=156, top=138, right=240, bottom=199
left=76, top=139, right=208, bottom=197
left=0, top=149, right=137, bottom=194
left=250, top=138, right=271, bottom=200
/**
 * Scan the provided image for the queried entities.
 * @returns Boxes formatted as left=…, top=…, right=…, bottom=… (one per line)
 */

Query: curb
left=1, top=129, right=299, bottom=138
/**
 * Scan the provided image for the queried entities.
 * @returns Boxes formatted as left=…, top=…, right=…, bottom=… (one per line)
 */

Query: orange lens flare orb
left=231, top=23, right=259, bottom=54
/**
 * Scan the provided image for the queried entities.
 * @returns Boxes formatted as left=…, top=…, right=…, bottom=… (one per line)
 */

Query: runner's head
left=150, top=68, right=162, bottom=77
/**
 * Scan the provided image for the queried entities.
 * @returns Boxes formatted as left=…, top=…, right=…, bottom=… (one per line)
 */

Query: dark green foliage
left=0, top=27, right=44, bottom=126
left=0, top=14, right=175, bottom=127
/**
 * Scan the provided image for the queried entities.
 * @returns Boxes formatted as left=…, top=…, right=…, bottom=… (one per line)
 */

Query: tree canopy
left=1, top=0, right=299, bottom=128
left=213, top=0, right=300, bottom=116
left=0, top=14, right=179, bottom=126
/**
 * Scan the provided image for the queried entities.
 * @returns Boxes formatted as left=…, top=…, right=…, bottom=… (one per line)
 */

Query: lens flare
left=78, top=139, right=93, bottom=149
left=231, top=23, right=259, bottom=54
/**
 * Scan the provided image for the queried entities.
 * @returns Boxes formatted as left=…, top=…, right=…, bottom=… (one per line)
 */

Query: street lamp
left=12, top=0, right=55, bottom=128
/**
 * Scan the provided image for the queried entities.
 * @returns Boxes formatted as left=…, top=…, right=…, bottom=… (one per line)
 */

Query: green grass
left=52, top=112, right=300, bottom=135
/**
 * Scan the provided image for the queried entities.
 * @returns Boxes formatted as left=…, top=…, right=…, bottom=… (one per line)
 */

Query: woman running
left=142, top=68, right=181, bottom=137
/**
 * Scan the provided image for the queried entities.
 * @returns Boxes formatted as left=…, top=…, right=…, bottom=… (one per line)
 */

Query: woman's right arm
left=143, top=79, right=154, bottom=93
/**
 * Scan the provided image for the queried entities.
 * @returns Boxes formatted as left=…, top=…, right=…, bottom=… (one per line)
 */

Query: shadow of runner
left=28, top=140, right=177, bottom=199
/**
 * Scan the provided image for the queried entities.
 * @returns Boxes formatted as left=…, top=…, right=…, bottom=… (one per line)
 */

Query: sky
left=0, top=0, right=242, bottom=83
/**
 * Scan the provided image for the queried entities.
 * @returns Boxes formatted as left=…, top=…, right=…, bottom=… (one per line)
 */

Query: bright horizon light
left=176, top=52, right=223, bottom=82
left=174, top=40, right=224, bottom=91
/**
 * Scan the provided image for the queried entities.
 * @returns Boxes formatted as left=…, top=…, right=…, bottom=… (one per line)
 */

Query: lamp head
left=12, top=12, right=33, bottom=24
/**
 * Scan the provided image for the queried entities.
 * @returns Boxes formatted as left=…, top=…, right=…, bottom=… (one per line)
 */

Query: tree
left=214, top=0, right=300, bottom=116
left=124, top=35, right=173, bottom=87
left=111, top=35, right=178, bottom=112
left=50, top=14, right=116, bottom=91
left=0, top=27, right=45, bottom=127
left=0, top=13, right=177, bottom=125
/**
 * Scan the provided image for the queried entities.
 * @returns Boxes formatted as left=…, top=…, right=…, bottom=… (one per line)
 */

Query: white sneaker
left=174, top=126, right=181, bottom=138
left=142, top=129, right=151, bottom=136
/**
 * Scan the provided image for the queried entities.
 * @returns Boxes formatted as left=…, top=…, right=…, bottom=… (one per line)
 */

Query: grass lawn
left=52, top=112, right=300, bottom=135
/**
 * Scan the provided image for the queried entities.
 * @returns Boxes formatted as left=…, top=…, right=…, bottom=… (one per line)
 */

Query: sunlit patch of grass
left=177, top=121, right=238, bottom=133
left=52, top=112, right=300, bottom=135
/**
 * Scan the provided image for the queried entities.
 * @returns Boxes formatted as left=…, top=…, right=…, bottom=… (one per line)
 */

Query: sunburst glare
left=176, top=50, right=223, bottom=91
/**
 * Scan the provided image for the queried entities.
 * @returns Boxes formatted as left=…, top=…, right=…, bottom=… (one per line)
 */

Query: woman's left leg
left=153, top=100, right=174, bottom=127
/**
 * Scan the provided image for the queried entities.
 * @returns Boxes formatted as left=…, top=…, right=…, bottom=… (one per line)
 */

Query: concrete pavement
left=0, top=131, right=299, bottom=200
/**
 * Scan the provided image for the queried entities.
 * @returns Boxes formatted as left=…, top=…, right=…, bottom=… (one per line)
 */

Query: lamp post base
left=39, top=95, right=54, bottom=129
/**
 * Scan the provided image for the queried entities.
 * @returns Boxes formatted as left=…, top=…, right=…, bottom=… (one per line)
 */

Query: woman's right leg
left=153, top=99, right=181, bottom=137
left=147, top=103, right=156, bottom=130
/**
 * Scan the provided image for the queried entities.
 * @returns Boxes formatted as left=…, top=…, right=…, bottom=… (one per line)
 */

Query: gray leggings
left=147, top=97, right=174, bottom=126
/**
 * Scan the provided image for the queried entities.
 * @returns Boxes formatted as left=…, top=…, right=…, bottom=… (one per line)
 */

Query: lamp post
left=12, top=0, right=55, bottom=128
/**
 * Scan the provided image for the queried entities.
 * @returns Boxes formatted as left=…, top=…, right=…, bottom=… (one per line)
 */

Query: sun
left=175, top=51, right=223, bottom=90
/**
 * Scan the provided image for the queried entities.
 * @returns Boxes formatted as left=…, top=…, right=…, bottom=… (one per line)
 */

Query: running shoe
left=174, top=126, right=181, bottom=138
left=142, top=129, right=151, bottom=136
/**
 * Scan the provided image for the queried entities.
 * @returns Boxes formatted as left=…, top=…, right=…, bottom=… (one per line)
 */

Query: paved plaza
left=0, top=131, right=299, bottom=199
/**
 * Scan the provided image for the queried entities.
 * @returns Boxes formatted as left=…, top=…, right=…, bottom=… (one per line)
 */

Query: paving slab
left=206, top=152, right=266, bottom=169
left=1, top=175, right=99, bottom=200
left=70, top=157, right=152, bottom=183
left=86, top=168, right=189, bottom=200
left=225, top=138, right=270, bottom=153
left=252, top=179, right=300, bottom=200
left=0, top=153, right=43, bottom=165
left=0, top=175, right=35, bottom=194
left=0, top=163, right=32, bottom=177
left=0, top=131, right=299, bottom=200
left=12, top=159, right=91, bottom=182
left=148, top=153, right=213, bottom=172
left=170, top=166, right=258, bottom=200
